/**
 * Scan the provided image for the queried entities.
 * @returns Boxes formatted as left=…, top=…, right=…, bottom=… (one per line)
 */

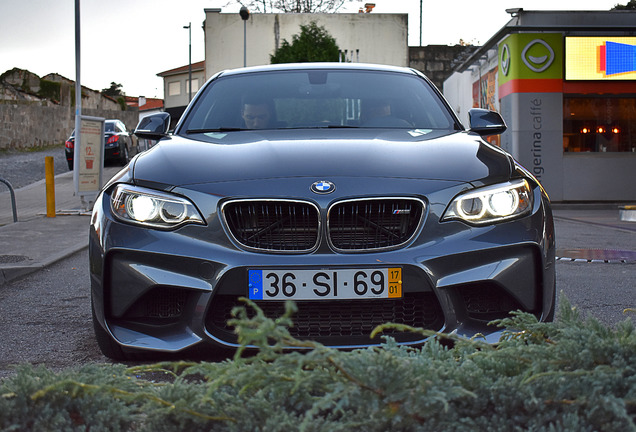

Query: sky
left=0, top=0, right=623, bottom=99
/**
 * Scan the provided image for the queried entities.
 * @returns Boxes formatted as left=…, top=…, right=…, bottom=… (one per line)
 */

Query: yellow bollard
left=45, top=156, right=56, bottom=217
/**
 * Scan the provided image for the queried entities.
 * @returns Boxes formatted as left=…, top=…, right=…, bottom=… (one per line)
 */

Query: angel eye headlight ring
left=111, top=184, right=204, bottom=229
left=443, top=179, right=532, bottom=225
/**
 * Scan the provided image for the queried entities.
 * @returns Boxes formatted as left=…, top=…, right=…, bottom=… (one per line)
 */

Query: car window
left=180, top=69, right=457, bottom=133
left=105, top=122, right=115, bottom=133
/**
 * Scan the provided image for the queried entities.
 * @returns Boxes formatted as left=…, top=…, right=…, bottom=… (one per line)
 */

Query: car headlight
left=442, top=179, right=533, bottom=225
left=110, top=184, right=205, bottom=229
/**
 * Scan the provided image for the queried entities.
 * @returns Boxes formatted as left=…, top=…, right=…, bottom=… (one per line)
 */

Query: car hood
left=131, top=129, right=513, bottom=188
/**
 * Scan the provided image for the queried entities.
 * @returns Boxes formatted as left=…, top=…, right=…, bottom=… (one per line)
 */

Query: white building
left=203, top=9, right=408, bottom=77
left=157, top=60, right=206, bottom=123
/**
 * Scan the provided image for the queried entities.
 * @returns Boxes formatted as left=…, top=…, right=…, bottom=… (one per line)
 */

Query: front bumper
left=89, top=181, right=555, bottom=355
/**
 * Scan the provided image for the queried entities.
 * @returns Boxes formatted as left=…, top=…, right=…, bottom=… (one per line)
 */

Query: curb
left=0, top=242, right=89, bottom=287
left=619, top=205, right=636, bottom=222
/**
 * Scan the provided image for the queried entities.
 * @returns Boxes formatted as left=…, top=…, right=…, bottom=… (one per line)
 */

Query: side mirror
left=134, top=112, right=171, bottom=141
left=468, top=108, right=507, bottom=136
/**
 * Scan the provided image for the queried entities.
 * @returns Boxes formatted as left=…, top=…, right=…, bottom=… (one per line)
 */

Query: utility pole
left=184, top=22, right=192, bottom=101
left=74, top=0, right=82, bottom=201
left=240, top=7, right=250, bottom=67
left=420, top=0, right=423, bottom=46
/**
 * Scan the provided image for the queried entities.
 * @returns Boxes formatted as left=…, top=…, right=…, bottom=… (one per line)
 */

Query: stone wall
left=409, top=45, right=479, bottom=91
left=42, top=74, right=121, bottom=111
left=0, top=102, right=139, bottom=150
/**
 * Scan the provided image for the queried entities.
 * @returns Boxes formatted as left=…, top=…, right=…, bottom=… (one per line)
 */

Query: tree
left=101, top=82, right=124, bottom=97
left=612, top=0, right=636, bottom=9
left=237, top=0, right=351, bottom=13
left=270, top=21, right=339, bottom=64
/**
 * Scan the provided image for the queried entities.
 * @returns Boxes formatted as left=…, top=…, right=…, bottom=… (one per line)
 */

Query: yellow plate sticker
left=388, top=267, right=402, bottom=298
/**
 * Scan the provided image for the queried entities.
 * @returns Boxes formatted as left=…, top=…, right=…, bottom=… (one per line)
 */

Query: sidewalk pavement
left=0, top=167, right=119, bottom=285
left=1, top=169, right=635, bottom=286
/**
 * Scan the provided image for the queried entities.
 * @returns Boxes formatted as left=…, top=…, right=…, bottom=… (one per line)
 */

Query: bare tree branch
left=234, top=0, right=349, bottom=13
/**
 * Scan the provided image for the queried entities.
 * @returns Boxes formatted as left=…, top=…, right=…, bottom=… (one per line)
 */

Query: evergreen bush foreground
left=1, top=300, right=634, bottom=431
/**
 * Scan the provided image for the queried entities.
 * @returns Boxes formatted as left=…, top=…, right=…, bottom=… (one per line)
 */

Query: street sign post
left=73, top=115, right=105, bottom=210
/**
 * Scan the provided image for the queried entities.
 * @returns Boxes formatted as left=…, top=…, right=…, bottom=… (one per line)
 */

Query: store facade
left=444, top=10, right=636, bottom=202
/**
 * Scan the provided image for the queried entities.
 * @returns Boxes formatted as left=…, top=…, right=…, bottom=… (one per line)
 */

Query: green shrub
left=38, top=79, right=61, bottom=102
left=117, top=96, right=127, bottom=111
left=1, top=299, right=634, bottom=431
left=270, top=21, right=339, bottom=64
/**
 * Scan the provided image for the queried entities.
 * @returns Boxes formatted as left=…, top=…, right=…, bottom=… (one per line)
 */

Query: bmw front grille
left=222, top=198, right=425, bottom=253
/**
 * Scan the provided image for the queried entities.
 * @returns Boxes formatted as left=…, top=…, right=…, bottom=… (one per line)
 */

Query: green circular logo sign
left=521, top=39, right=555, bottom=73
left=501, top=44, right=511, bottom=76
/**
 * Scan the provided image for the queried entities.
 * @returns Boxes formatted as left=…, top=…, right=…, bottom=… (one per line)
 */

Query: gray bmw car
left=89, top=63, right=555, bottom=360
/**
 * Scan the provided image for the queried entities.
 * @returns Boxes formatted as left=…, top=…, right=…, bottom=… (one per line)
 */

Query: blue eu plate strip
left=248, top=270, right=263, bottom=300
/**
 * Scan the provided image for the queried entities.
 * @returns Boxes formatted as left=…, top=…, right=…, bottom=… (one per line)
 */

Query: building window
left=168, top=81, right=181, bottom=96
left=185, top=78, right=199, bottom=94
left=564, top=96, right=636, bottom=152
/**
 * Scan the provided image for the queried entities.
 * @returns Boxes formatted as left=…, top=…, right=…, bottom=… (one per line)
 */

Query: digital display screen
left=565, top=37, right=636, bottom=80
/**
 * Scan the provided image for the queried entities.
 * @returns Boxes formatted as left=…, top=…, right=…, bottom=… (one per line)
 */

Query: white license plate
left=248, top=268, right=402, bottom=301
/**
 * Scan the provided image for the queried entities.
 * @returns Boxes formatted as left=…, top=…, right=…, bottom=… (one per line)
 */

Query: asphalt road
left=0, top=249, right=105, bottom=378
left=554, top=213, right=636, bottom=326
left=0, top=145, right=69, bottom=189
left=557, top=261, right=635, bottom=325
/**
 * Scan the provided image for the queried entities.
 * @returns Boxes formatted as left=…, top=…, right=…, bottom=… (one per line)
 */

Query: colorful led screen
left=565, top=37, right=636, bottom=80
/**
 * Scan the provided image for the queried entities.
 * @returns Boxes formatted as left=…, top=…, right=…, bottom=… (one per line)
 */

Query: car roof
left=217, top=62, right=420, bottom=78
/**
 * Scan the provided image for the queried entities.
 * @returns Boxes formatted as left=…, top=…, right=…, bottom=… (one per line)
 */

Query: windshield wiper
left=186, top=127, right=245, bottom=134
left=187, top=125, right=362, bottom=133
left=282, top=125, right=360, bottom=129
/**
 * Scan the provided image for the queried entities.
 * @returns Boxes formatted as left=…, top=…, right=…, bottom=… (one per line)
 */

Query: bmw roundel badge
left=311, top=180, right=335, bottom=194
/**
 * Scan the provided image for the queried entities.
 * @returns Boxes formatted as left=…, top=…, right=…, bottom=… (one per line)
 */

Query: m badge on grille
left=393, top=209, right=411, bottom=215
left=311, top=180, right=335, bottom=194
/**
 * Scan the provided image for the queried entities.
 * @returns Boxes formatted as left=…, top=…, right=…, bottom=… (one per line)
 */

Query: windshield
left=179, top=69, right=458, bottom=133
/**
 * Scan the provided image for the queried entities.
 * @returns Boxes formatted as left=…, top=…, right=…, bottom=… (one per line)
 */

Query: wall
left=0, top=102, right=139, bottom=150
left=409, top=45, right=478, bottom=92
left=563, top=153, right=636, bottom=201
left=0, top=68, right=136, bottom=150
left=41, top=74, right=121, bottom=111
left=204, top=11, right=408, bottom=78
left=443, top=70, right=476, bottom=127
